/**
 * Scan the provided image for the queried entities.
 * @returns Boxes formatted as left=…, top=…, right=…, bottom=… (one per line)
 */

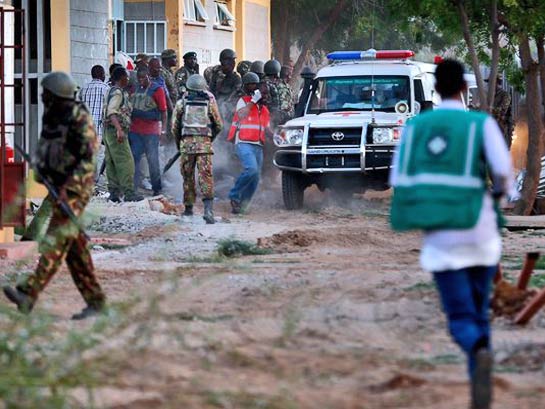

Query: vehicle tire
left=282, top=171, right=305, bottom=210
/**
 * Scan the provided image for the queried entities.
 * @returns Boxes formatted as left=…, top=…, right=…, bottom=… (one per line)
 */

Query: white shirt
left=390, top=99, right=513, bottom=272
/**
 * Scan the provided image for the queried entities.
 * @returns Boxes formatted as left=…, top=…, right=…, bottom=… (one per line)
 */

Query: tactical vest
left=35, top=103, right=84, bottom=185
left=131, top=83, right=161, bottom=121
left=103, top=86, right=132, bottom=130
left=390, top=109, right=489, bottom=231
left=180, top=92, right=211, bottom=137
left=227, top=96, right=270, bottom=145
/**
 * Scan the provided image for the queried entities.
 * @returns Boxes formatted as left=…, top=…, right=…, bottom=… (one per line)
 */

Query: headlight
left=274, top=128, right=304, bottom=146
left=372, top=127, right=404, bottom=144
left=372, top=127, right=394, bottom=144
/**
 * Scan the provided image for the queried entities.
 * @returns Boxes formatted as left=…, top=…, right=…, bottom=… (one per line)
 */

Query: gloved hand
left=251, top=89, right=262, bottom=104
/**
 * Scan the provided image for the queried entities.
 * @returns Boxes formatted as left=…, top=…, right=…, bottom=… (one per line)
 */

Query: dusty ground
left=1, top=186, right=545, bottom=409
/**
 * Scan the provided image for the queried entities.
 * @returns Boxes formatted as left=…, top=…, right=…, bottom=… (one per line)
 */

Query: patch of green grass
left=495, top=365, right=524, bottom=374
left=276, top=306, right=301, bottom=347
left=404, top=281, right=435, bottom=292
left=533, top=257, right=545, bottom=270
left=217, top=238, right=272, bottom=258
left=204, top=390, right=299, bottom=409
left=429, top=353, right=463, bottom=365
left=185, top=254, right=227, bottom=263
left=402, top=358, right=436, bottom=371
left=529, top=273, right=545, bottom=289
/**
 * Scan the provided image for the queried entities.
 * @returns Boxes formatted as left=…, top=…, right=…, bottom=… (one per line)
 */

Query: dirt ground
left=2, top=186, right=545, bottom=409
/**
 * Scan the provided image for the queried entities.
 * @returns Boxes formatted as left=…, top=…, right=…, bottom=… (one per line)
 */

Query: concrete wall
left=182, top=1, right=233, bottom=72
left=70, top=0, right=110, bottom=87
left=244, top=1, right=269, bottom=61
left=124, top=1, right=165, bottom=20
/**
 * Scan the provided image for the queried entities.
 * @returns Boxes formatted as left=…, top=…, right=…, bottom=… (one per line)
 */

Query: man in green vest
left=390, top=60, right=512, bottom=409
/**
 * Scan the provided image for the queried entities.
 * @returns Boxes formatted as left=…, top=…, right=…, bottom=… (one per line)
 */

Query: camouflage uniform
left=172, top=90, right=223, bottom=207
left=103, top=86, right=137, bottom=199
left=17, top=102, right=105, bottom=308
left=492, top=88, right=512, bottom=148
left=160, top=65, right=178, bottom=106
left=175, top=66, right=199, bottom=98
left=207, top=65, right=242, bottom=127
left=263, top=77, right=293, bottom=128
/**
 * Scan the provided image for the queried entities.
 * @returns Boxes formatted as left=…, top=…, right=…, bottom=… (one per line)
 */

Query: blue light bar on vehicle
left=327, top=49, right=415, bottom=61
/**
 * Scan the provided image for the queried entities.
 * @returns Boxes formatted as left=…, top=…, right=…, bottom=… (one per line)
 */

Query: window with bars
left=215, top=1, right=235, bottom=27
left=123, top=21, right=166, bottom=59
left=184, top=0, right=209, bottom=23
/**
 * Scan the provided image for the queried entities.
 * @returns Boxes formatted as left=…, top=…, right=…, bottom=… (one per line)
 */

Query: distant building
left=0, top=0, right=271, bottom=242
left=118, top=0, right=271, bottom=71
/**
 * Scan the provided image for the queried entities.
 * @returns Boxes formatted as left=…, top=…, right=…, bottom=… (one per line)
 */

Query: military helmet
left=237, top=60, right=252, bottom=76
left=264, top=59, right=281, bottom=76
left=183, top=51, right=197, bottom=60
left=186, top=74, right=207, bottom=91
left=41, top=71, right=78, bottom=100
left=161, top=49, right=177, bottom=60
left=242, top=72, right=260, bottom=86
left=219, top=48, right=237, bottom=61
left=250, top=60, right=265, bottom=76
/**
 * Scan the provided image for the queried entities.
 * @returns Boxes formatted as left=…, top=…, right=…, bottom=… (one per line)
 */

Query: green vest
left=390, top=109, right=489, bottom=231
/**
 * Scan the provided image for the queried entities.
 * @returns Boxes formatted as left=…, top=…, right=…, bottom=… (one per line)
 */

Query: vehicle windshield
left=307, top=76, right=411, bottom=114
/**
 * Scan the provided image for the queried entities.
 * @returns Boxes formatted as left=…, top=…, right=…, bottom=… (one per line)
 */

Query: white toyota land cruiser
left=273, top=49, right=439, bottom=210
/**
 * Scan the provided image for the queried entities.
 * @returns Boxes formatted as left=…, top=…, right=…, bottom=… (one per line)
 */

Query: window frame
left=184, top=0, right=209, bottom=23
left=122, top=20, right=167, bottom=60
left=214, top=1, right=235, bottom=28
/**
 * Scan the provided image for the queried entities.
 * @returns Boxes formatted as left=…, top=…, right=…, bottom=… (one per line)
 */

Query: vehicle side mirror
left=420, top=101, right=434, bottom=112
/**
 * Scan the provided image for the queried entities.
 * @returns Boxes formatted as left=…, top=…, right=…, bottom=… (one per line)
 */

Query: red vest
left=228, top=96, right=270, bottom=144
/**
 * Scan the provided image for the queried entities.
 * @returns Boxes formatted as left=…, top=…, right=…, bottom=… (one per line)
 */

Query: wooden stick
left=494, top=263, right=503, bottom=284
left=517, top=252, right=540, bottom=290
left=515, top=287, right=545, bottom=325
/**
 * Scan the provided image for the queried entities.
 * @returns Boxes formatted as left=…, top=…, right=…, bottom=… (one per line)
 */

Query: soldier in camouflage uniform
left=250, top=61, right=265, bottom=80
left=490, top=77, right=513, bottom=148
left=207, top=49, right=242, bottom=128
left=3, top=72, right=106, bottom=320
left=175, top=51, right=199, bottom=98
left=172, top=74, right=223, bottom=224
left=103, top=67, right=143, bottom=202
left=263, top=59, right=294, bottom=128
left=237, top=60, right=252, bottom=77
left=262, top=60, right=294, bottom=182
left=160, top=49, right=179, bottom=106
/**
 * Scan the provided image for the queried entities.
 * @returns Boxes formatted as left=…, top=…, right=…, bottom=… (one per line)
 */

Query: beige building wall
left=243, top=0, right=270, bottom=61
left=182, top=1, right=234, bottom=70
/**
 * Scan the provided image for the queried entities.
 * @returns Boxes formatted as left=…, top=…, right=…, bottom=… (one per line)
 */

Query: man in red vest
left=227, top=73, right=271, bottom=214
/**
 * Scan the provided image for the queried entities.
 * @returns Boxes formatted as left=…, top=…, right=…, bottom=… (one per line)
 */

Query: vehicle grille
left=307, top=127, right=362, bottom=147
left=307, top=154, right=361, bottom=169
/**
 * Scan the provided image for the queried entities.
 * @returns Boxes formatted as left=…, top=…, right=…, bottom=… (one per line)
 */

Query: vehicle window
left=308, top=76, right=411, bottom=114
left=413, top=79, right=425, bottom=103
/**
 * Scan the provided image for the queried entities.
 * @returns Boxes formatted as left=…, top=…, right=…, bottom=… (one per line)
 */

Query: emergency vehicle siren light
left=327, top=49, right=415, bottom=61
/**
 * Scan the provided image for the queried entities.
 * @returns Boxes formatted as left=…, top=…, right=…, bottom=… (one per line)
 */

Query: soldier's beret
left=184, top=51, right=197, bottom=59
left=161, top=49, right=177, bottom=60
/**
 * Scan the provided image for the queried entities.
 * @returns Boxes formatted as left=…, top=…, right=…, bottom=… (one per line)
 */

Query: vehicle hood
left=282, top=111, right=411, bottom=128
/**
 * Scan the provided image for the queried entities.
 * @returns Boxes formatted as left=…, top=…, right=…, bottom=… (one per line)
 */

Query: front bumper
left=274, top=145, right=395, bottom=173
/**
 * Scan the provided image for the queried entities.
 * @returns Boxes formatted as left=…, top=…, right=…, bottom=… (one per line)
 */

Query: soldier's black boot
left=2, top=286, right=34, bottom=314
left=183, top=205, right=194, bottom=216
left=71, top=304, right=104, bottom=320
left=108, top=192, right=121, bottom=203
left=203, top=199, right=215, bottom=224
left=124, top=192, right=144, bottom=202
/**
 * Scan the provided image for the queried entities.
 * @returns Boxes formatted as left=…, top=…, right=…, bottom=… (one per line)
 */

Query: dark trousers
left=433, top=265, right=497, bottom=377
left=129, top=132, right=162, bottom=194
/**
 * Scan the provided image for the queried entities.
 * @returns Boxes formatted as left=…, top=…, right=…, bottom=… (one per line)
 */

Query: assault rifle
left=14, top=143, right=90, bottom=241
left=162, top=151, right=181, bottom=175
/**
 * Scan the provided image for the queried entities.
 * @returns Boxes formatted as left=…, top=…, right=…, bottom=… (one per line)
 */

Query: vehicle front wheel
left=282, top=171, right=305, bottom=210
